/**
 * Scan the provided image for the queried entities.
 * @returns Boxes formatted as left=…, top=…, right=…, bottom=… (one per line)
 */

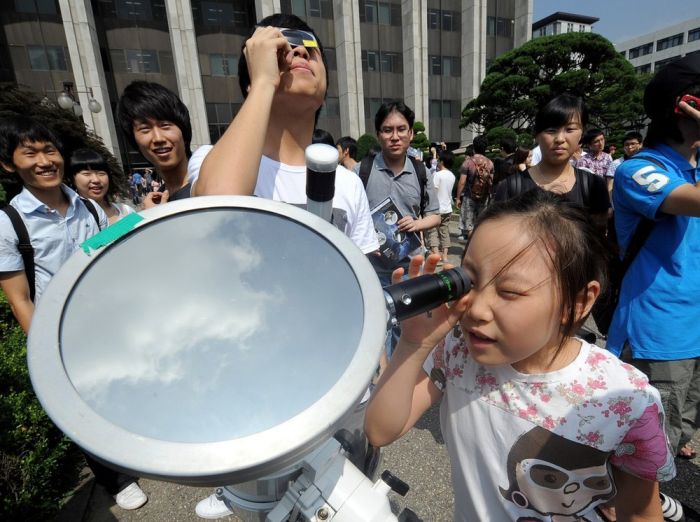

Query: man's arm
left=0, top=271, right=34, bottom=333
left=194, top=27, right=291, bottom=196
left=659, top=182, right=700, bottom=216
left=455, top=160, right=471, bottom=208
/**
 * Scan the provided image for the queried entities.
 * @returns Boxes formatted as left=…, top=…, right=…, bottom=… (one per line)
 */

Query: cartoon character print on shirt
left=499, top=426, right=615, bottom=521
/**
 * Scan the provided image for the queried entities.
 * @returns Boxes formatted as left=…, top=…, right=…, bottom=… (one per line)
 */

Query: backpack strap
left=1, top=206, right=35, bottom=302
left=79, top=197, right=102, bottom=230
left=575, top=168, right=591, bottom=206
left=358, top=156, right=374, bottom=189
left=506, top=172, right=522, bottom=200
left=407, top=156, right=428, bottom=216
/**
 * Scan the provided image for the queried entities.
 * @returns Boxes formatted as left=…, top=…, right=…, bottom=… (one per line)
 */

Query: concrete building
left=532, top=11, right=598, bottom=38
left=616, top=17, right=700, bottom=75
left=1, top=0, right=532, bottom=170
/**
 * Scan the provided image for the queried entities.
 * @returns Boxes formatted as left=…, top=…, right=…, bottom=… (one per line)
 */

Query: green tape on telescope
left=81, top=212, right=144, bottom=254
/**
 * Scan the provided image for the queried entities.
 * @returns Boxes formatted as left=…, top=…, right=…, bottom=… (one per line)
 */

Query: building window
left=364, top=97, right=384, bottom=119
left=655, top=56, right=681, bottom=70
left=125, top=49, right=160, bottom=73
left=427, top=8, right=459, bottom=32
left=319, top=96, right=340, bottom=118
left=206, top=102, right=241, bottom=142
left=629, top=42, right=653, bottom=59
left=430, top=99, right=459, bottom=119
left=429, top=55, right=460, bottom=76
left=324, top=47, right=337, bottom=70
left=567, top=22, right=574, bottom=33
left=657, top=33, right=684, bottom=51
left=362, top=50, right=401, bottom=73
left=197, top=1, right=252, bottom=27
left=14, top=0, right=57, bottom=14
left=634, top=64, right=651, bottom=74
left=27, top=45, right=67, bottom=71
left=362, top=50, right=378, bottom=72
left=689, top=28, right=700, bottom=43
left=579, top=24, right=586, bottom=32
left=427, top=9, right=438, bottom=30
left=487, top=16, right=513, bottom=37
left=360, top=1, right=400, bottom=25
left=284, top=0, right=332, bottom=18
left=209, top=53, right=238, bottom=76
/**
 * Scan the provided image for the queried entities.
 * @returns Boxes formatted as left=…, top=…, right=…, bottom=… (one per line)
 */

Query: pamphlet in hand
left=370, top=197, right=422, bottom=268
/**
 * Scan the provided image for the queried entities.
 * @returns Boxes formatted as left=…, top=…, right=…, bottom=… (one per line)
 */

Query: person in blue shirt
left=609, top=54, right=700, bottom=462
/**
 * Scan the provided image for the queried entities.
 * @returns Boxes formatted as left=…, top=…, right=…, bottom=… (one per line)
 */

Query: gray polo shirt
left=357, top=153, right=439, bottom=218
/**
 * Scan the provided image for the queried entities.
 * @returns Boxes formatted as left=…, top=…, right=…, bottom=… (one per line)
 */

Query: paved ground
left=57, top=214, right=699, bottom=522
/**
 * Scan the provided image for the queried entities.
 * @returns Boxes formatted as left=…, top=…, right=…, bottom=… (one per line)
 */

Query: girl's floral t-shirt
left=423, top=328, right=675, bottom=522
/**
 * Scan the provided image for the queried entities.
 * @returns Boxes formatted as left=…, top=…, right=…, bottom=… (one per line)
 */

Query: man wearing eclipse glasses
left=192, top=13, right=377, bottom=519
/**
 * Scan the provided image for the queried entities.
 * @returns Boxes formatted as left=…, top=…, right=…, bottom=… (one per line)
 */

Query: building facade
left=616, top=17, right=700, bottom=75
left=532, top=11, right=598, bottom=39
left=1, top=0, right=531, bottom=169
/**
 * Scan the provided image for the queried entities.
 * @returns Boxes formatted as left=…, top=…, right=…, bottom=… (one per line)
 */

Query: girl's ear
left=568, top=281, right=600, bottom=325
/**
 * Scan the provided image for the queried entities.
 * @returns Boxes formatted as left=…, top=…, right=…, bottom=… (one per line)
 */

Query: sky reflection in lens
left=60, top=209, right=364, bottom=443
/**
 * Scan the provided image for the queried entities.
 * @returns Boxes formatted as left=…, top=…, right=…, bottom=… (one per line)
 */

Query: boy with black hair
left=0, top=116, right=108, bottom=331
left=336, top=135, right=358, bottom=171
left=192, top=13, right=378, bottom=519
left=0, top=117, right=149, bottom=510
left=609, top=53, right=700, bottom=491
left=576, top=128, right=612, bottom=178
left=116, top=81, right=192, bottom=205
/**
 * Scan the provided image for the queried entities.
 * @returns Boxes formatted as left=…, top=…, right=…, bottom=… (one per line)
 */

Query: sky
left=534, top=0, right=692, bottom=44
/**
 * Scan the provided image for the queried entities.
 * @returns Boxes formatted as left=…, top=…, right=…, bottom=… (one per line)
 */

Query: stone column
left=164, top=0, right=210, bottom=150
left=402, top=0, right=428, bottom=125
left=460, top=0, right=486, bottom=143
left=58, top=0, right=121, bottom=160
left=333, top=1, right=364, bottom=137
left=254, top=0, right=281, bottom=19
left=513, top=0, right=533, bottom=47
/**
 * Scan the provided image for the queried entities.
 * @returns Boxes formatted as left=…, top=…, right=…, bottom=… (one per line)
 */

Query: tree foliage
left=410, top=121, right=430, bottom=154
left=356, top=133, right=379, bottom=161
left=0, top=84, right=126, bottom=201
left=461, top=33, right=649, bottom=136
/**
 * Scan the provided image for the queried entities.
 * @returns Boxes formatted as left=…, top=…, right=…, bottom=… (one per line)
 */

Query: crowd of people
left=0, top=11, right=698, bottom=522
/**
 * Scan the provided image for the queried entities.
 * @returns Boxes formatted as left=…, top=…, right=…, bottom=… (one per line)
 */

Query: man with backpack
left=607, top=54, right=700, bottom=466
left=0, top=117, right=149, bottom=511
left=0, top=116, right=108, bottom=333
left=456, top=135, right=493, bottom=240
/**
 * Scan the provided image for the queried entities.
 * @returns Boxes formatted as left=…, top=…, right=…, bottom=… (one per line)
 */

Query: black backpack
left=1, top=198, right=101, bottom=302
left=358, top=155, right=429, bottom=215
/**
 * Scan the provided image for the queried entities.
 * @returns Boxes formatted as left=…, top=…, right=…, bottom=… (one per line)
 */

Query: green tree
left=356, top=133, right=379, bottom=160
left=410, top=121, right=430, bottom=155
left=0, top=84, right=126, bottom=201
left=461, top=33, right=649, bottom=136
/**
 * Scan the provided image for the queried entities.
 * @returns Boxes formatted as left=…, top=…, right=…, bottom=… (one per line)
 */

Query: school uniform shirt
left=608, top=144, right=700, bottom=360
left=423, top=329, right=675, bottom=521
left=253, top=155, right=379, bottom=254
left=0, top=185, right=108, bottom=302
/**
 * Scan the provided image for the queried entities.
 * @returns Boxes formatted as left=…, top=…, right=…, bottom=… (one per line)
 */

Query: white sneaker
left=114, top=481, right=147, bottom=510
left=195, top=493, right=234, bottom=519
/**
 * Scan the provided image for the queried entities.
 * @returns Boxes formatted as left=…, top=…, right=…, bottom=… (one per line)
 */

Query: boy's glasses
left=278, top=28, right=319, bottom=50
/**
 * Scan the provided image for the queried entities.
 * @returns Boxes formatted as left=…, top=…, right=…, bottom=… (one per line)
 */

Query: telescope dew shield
left=26, top=196, right=386, bottom=486
left=383, top=267, right=472, bottom=325
left=305, top=143, right=337, bottom=223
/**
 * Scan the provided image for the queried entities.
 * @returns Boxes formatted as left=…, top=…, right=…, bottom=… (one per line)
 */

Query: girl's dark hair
left=510, top=147, right=530, bottom=173
left=534, top=94, right=589, bottom=135
left=66, top=148, right=117, bottom=204
left=475, top=189, right=607, bottom=349
left=116, top=81, right=192, bottom=157
left=0, top=115, right=63, bottom=167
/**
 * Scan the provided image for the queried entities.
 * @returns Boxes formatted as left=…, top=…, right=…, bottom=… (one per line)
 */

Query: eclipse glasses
left=279, top=27, right=319, bottom=49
